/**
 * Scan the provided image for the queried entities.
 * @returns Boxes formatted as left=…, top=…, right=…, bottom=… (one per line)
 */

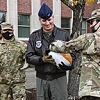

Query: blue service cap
left=38, top=3, right=52, bottom=20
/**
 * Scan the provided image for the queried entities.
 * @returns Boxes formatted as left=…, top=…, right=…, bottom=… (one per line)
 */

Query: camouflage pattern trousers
left=0, top=83, right=26, bottom=100
left=80, top=96, right=100, bottom=100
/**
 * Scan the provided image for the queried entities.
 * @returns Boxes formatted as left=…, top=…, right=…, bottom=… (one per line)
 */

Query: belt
left=36, top=72, right=66, bottom=81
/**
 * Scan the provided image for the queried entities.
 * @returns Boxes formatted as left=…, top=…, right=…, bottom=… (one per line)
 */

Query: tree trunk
left=68, top=52, right=82, bottom=100
left=67, top=1, right=85, bottom=100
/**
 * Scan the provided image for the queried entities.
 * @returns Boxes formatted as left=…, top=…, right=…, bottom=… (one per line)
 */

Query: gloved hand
left=42, top=52, right=56, bottom=65
left=58, top=62, right=73, bottom=70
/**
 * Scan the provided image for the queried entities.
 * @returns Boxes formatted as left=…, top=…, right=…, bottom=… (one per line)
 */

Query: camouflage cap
left=1, top=22, right=13, bottom=30
left=87, top=9, right=100, bottom=23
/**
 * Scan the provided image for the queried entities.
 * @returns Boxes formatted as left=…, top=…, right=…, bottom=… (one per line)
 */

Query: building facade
left=0, top=0, right=100, bottom=41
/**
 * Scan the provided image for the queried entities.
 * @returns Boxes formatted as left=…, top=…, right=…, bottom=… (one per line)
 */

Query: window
left=61, top=18, right=70, bottom=33
left=61, top=18, right=86, bottom=35
left=18, top=14, right=30, bottom=38
left=82, top=20, right=86, bottom=34
left=0, top=12, right=6, bottom=24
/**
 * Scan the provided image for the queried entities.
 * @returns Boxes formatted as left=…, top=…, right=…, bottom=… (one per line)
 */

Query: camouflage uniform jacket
left=50, top=32, right=100, bottom=98
left=0, top=37, right=27, bottom=85
left=63, top=32, right=100, bottom=98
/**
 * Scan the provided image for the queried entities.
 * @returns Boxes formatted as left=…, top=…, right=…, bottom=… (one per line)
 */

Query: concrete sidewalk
left=25, top=67, right=36, bottom=89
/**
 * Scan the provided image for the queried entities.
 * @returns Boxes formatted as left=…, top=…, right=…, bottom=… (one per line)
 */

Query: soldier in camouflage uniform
left=49, top=9, right=100, bottom=100
left=0, top=22, right=27, bottom=100
left=0, top=25, right=2, bottom=40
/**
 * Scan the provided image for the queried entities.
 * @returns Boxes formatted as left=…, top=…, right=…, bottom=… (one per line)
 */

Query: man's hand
left=20, top=60, right=28, bottom=70
left=58, top=62, right=73, bottom=70
left=42, top=52, right=56, bottom=65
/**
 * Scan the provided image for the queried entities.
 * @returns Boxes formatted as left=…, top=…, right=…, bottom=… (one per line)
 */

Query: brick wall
left=41, top=0, right=53, bottom=10
left=0, top=0, right=31, bottom=14
left=61, top=2, right=72, bottom=18
left=0, top=0, right=99, bottom=18
left=0, top=0, right=7, bottom=12
left=18, top=0, right=31, bottom=14
left=84, top=0, right=100, bottom=18
left=41, top=0, right=72, bottom=18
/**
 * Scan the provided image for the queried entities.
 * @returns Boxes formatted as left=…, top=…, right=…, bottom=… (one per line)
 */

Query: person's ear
left=39, top=17, right=41, bottom=21
left=52, top=15, right=54, bottom=18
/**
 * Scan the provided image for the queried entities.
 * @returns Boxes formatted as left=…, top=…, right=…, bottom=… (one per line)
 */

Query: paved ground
left=25, top=67, right=36, bottom=89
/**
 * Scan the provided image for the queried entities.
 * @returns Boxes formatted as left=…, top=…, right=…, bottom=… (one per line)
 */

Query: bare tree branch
left=61, top=0, right=75, bottom=10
